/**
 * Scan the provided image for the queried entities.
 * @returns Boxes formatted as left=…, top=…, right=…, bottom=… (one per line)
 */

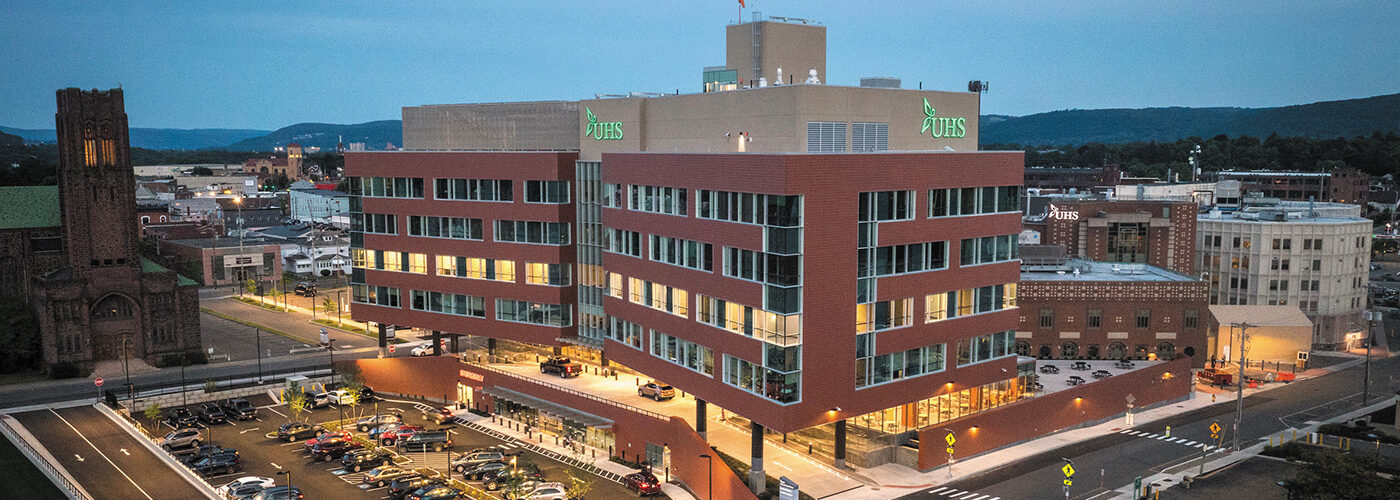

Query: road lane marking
left=271, top=462, right=282, bottom=469
left=120, top=448, right=129, bottom=456
left=929, top=486, right=948, bottom=493
left=74, top=454, right=84, bottom=461
left=241, top=427, right=261, bottom=434
left=266, top=407, right=287, bottom=418
left=971, top=495, right=991, bottom=500
left=48, top=409, right=154, bottom=500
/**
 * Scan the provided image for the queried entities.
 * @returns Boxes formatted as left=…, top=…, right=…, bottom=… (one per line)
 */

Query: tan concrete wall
left=1211, top=324, right=1312, bottom=363
left=579, top=85, right=979, bottom=161
left=402, top=101, right=579, bottom=151
left=726, top=21, right=826, bottom=85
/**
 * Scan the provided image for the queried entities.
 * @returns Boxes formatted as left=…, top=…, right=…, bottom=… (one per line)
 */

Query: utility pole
left=1230, top=322, right=1253, bottom=451
left=1364, top=293, right=1376, bottom=406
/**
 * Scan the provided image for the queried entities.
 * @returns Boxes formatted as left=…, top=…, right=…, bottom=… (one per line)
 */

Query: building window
left=726, top=247, right=800, bottom=285
left=855, top=341, right=945, bottom=389
left=650, top=235, right=713, bottom=271
left=351, top=213, right=398, bottom=235
left=349, top=177, right=424, bottom=199
left=649, top=331, right=714, bottom=376
left=602, top=183, right=623, bottom=208
left=696, top=295, right=801, bottom=346
left=925, top=284, right=1015, bottom=322
left=1107, top=223, right=1149, bottom=264
left=955, top=331, right=1014, bottom=366
left=856, top=298, right=913, bottom=333
left=407, top=215, right=483, bottom=240
left=858, top=191, right=914, bottom=222
left=959, top=235, right=1019, bottom=266
left=410, top=290, right=484, bottom=317
left=628, top=185, right=687, bottom=216
left=851, top=122, right=889, bottom=152
left=930, top=186, right=1021, bottom=217
left=92, top=295, right=134, bottom=320
left=351, top=285, right=400, bottom=307
left=495, top=299, right=571, bottom=327
left=724, top=354, right=801, bottom=404
left=608, top=317, right=644, bottom=350
left=525, top=180, right=570, bottom=204
left=494, top=220, right=570, bottom=245
left=627, top=278, right=689, bottom=318
left=859, top=241, right=947, bottom=278
left=605, top=229, right=642, bottom=257
left=407, top=253, right=427, bottom=274
left=1039, top=308, right=1054, bottom=328
left=606, top=272, right=624, bottom=298
left=1135, top=309, right=1150, bottom=328
left=1184, top=309, right=1198, bottom=329
left=525, top=262, right=570, bottom=286
left=697, top=191, right=801, bottom=227
left=1060, top=342, right=1080, bottom=359
left=1087, top=309, right=1102, bottom=328
left=433, top=178, right=512, bottom=202
left=1156, top=342, right=1176, bottom=360
left=806, top=121, right=846, bottom=152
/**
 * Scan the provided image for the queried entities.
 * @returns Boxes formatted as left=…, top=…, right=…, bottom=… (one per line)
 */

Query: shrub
left=48, top=362, right=84, bottom=379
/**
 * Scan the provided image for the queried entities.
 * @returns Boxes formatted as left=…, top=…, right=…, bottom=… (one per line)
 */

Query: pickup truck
left=539, top=356, right=582, bottom=378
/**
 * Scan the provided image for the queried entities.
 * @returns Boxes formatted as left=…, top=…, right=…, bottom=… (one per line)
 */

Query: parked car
left=411, top=343, right=437, bottom=357
left=275, top=422, right=324, bottom=442
left=432, top=403, right=469, bottom=425
left=221, top=398, right=258, bottom=420
left=166, top=407, right=199, bottom=428
left=408, top=486, right=463, bottom=500
left=637, top=381, right=675, bottom=401
left=161, top=428, right=203, bottom=450
left=192, top=452, right=242, bottom=476
left=218, top=476, right=275, bottom=496
left=304, top=430, right=353, bottom=452
left=306, top=391, right=332, bottom=408
left=251, top=485, right=303, bottom=500
left=511, top=482, right=569, bottom=500
left=623, top=472, right=662, bottom=496
left=370, top=423, right=424, bottom=446
left=179, top=445, right=237, bottom=465
left=198, top=402, right=227, bottom=425
left=357, top=413, right=403, bottom=432
left=228, top=483, right=269, bottom=500
left=459, top=461, right=509, bottom=480
left=399, top=429, right=452, bottom=452
left=389, top=476, right=444, bottom=500
left=539, top=356, right=582, bottom=378
left=452, top=449, right=512, bottom=473
left=482, top=466, right=545, bottom=491
left=342, top=448, right=394, bottom=472
left=363, top=466, right=416, bottom=488
left=311, top=440, right=363, bottom=462
left=295, top=282, right=317, bottom=297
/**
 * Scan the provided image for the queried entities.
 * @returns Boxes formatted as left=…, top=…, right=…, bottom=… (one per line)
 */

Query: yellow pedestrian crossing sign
left=1210, top=422, right=1221, bottom=434
left=946, top=433, right=956, bottom=446
left=1062, top=463, right=1076, bottom=477
left=946, top=446, right=955, bottom=454
left=1063, top=479, right=1073, bottom=486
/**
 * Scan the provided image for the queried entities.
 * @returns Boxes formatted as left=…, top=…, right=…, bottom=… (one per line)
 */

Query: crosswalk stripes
left=924, top=486, right=1000, bottom=499
left=1118, top=429, right=1219, bottom=451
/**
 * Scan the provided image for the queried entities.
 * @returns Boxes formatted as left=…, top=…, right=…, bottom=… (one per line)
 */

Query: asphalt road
left=897, top=355, right=1400, bottom=500
left=12, top=405, right=205, bottom=500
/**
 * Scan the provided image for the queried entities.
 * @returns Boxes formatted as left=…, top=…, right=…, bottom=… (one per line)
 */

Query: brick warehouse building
left=1017, top=259, right=1210, bottom=368
left=345, top=18, right=1194, bottom=497
left=0, top=88, right=201, bottom=373
left=1030, top=198, right=1197, bottom=275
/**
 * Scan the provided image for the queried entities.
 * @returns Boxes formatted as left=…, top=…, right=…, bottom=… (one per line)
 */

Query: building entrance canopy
left=482, top=385, right=614, bottom=429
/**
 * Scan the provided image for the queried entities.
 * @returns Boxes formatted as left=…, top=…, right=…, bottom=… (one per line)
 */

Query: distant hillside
left=225, top=120, right=402, bottom=151
left=0, top=130, right=22, bottom=147
left=981, top=92, right=1400, bottom=145
left=0, top=125, right=269, bottom=150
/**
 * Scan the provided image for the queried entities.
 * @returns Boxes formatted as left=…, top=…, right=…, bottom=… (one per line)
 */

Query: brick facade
left=1017, top=278, right=1209, bottom=367
left=1039, top=199, right=1197, bottom=275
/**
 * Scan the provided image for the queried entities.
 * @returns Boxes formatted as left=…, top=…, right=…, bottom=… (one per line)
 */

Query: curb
left=91, top=403, right=223, bottom=499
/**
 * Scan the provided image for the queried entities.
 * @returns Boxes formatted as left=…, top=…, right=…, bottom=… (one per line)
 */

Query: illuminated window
left=435, top=255, right=456, bottom=276
left=526, top=262, right=571, bottom=286
left=82, top=125, right=97, bottom=167
left=856, top=298, right=913, bottom=333
left=407, top=253, right=427, bottom=274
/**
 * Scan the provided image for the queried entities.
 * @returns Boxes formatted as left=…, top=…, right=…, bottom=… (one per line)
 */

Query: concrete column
left=834, top=419, right=847, bottom=469
left=431, top=330, right=442, bottom=356
left=696, top=399, right=708, bottom=440
left=552, top=345, right=563, bottom=356
left=377, top=323, right=387, bottom=358
left=488, top=337, right=497, bottom=357
left=450, top=335, right=459, bottom=354
left=749, top=421, right=765, bottom=494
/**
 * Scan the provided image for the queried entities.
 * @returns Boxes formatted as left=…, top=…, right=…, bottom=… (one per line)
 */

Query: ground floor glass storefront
left=489, top=389, right=616, bottom=452
left=849, top=361, right=1036, bottom=435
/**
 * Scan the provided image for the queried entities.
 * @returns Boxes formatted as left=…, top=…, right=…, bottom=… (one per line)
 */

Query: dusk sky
left=3, top=1, right=1396, bottom=130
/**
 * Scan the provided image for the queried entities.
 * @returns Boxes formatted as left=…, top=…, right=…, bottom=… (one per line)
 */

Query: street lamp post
left=699, top=453, right=713, bottom=500
left=1364, top=294, right=1376, bottom=406
left=336, top=290, right=345, bottom=327
left=329, top=339, right=342, bottom=425
left=234, top=196, right=246, bottom=293
left=255, top=326, right=263, bottom=382
left=180, top=355, right=188, bottom=408
left=277, top=470, right=292, bottom=496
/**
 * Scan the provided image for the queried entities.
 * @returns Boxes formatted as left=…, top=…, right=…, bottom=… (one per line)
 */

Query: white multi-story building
left=1196, top=203, right=1372, bottom=350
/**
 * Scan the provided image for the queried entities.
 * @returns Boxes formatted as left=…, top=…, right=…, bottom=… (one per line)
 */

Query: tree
left=0, top=301, right=41, bottom=373
left=565, top=469, right=594, bottom=500
left=190, top=166, right=213, bottom=176
left=321, top=296, right=338, bottom=321
left=143, top=403, right=163, bottom=434
left=285, top=381, right=309, bottom=423
left=339, top=365, right=365, bottom=418
left=1282, top=450, right=1397, bottom=499
left=243, top=278, right=258, bottom=297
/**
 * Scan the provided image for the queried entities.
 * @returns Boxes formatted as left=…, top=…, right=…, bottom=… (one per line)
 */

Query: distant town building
left=241, top=142, right=304, bottom=180
left=288, top=187, right=349, bottom=223
left=1196, top=203, right=1371, bottom=349
left=1206, top=305, right=1313, bottom=365
left=1026, top=199, right=1198, bottom=275
left=1, top=88, right=201, bottom=372
left=161, top=237, right=283, bottom=287
left=1024, top=164, right=1123, bottom=192
left=1213, top=167, right=1369, bottom=205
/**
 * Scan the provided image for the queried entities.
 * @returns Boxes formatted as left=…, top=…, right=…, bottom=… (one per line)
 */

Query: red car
left=623, top=472, right=662, bottom=496
left=372, top=423, right=424, bottom=446
left=303, top=431, right=352, bottom=452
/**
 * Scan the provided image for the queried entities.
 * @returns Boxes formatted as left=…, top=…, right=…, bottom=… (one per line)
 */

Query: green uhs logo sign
left=585, top=108, right=624, bottom=140
left=920, top=98, right=967, bottom=138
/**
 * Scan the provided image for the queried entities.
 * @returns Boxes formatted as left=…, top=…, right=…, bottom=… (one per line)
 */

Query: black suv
left=275, top=422, right=324, bottom=442
left=166, top=407, right=199, bottom=428
left=178, top=445, right=237, bottom=465
left=295, top=282, right=317, bottom=296
left=198, top=402, right=226, bottom=425
left=389, top=476, right=443, bottom=500
left=341, top=448, right=393, bottom=472
left=398, top=430, right=451, bottom=452
left=310, top=440, right=362, bottom=462
left=221, top=398, right=257, bottom=420
left=192, top=452, right=242, bottom=476
left=539, top=356, right=582, bottom=378
left=482, top=466, right=545, bottom=492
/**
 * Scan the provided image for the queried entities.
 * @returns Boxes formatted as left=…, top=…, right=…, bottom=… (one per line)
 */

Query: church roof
left=141, top=257, right=199, bottom=287
left=0, top=185, right=60, bottom=229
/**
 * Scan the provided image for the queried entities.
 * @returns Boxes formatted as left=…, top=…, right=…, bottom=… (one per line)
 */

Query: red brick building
left=1034, top=199, right=1197, bottom=275
left=1018, top=259, right=1209, bottom=367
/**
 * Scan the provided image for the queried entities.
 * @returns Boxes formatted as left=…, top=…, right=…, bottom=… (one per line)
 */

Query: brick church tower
left=27, top=88, right=202, bottom=373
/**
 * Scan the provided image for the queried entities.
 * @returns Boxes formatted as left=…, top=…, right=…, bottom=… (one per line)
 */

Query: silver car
left=161, top=428, right=203, bottom=450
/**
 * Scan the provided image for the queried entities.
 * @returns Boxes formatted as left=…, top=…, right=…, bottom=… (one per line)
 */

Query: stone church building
left=0, top=88, right=201, bottom=373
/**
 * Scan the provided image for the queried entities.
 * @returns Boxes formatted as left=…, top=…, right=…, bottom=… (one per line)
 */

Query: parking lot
left=133, top=391, right=652, bottom=499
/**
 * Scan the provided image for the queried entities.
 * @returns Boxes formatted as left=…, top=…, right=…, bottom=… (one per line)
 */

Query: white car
left=410, top=343, right=436, bottom=357
left=325, top=389, right=355, bottom=405
left=218, top=476, right=275, bottom=495
left=512, top=482, right=568, bottom=500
